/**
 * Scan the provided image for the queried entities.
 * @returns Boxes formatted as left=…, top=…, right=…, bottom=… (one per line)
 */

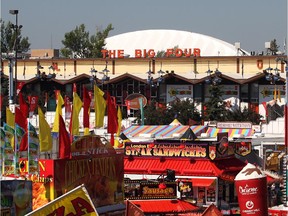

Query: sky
left=1, top=0, right=287, bottom=53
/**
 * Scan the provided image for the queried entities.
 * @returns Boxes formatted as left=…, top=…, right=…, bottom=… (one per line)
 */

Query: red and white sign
left=125, top=93, right=147, bottom=110
left=235, top=164, right=268, bottom=216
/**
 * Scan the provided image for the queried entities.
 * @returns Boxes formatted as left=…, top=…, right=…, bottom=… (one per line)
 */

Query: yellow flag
left=38, top=107, right=53, bottom=152
left=52, top=93, right=64, bottom=132
left=273, top=86, right=277, bottom=100
left=94, top=85, right=106, bottom=128
left=117, top=106, right=122, bottom=136
left=278, top=88, right=281, bottom=102
left=70, top=92, right=83, bottom=136
left=6, top=107, right=15, bottom=149
left=25, top=185, right=99, bottom=216
left=114, top=106, right=123, bottom=148
left=84, top=128, right=90, bottom=135
left=6, top=107, right=15, bottom=128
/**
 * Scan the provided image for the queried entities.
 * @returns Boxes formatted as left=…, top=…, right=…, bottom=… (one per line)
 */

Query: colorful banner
left=28, top=123, right=39, bottom=174
left=25, top=185, right=98, bottom=216
left=3, top=123, right=16, bottom=175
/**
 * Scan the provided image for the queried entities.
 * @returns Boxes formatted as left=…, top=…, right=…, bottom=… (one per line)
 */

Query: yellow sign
left=25, top=185, right=98, bottom=216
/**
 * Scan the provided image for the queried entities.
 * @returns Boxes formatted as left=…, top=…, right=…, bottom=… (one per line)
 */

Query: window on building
left=250, top=83, right=259, bottom=103
left=194, top=84, right=202, bottom=102
left=240, top=84, right=249, bottom=102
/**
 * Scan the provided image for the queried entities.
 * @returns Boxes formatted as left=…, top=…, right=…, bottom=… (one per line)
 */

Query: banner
left=28, top=96, right=39, bottom=117
left=16, top=81, right=25, bottom=95
left=25, top=184, right=98, bottom=216
left=3, top=123, right=16, bottom=174
left=28, top=123, right=39, bottom=174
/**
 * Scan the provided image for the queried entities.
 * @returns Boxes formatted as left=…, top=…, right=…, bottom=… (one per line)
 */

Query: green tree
left=61, top=23, right=113, bottom=58
left=166, top=98, right=201, bottom=125
left=270, top=39, right=279, bottom=55
left=136, top=98, right=201, bottom=125
left=226, top=107, right=262, bottom=125
left=135, top=100, right=167, bottom=125
left=203, top=85, right=228, bottom=121
left=156, top=46, right=183, bottom=57
left=1, top=20, right=30, bottom=54
left=90, top=24, right=113, bottom=58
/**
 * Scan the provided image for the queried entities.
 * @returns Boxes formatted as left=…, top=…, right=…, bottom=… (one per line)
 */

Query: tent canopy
left=169, top=119, right=182, bottom=126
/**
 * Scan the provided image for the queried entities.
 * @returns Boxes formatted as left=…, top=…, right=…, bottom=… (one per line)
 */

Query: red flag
left=54, top=90, right=60, bottom=102
left=83, top=86, right=91, bottom=128
left=15, top=107, right=28, bottom=151
left=59, top=114, right=71, bottom=159
left=68, top=83, right=78, bottom=137
left=19, top=92, right=29, bottom=118
left=28, top=95, right=39, bottom=117
left=107, top=92, right=118, bottom=146
left=16, top=81, right=25, bottom=95
left=73, top=83, right=77, bottom=93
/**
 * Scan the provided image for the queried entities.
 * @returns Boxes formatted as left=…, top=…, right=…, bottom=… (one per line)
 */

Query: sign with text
left=124, top=180, right=177, bottom=200
left=53, top=155, right=124, bottom=208
left=71, top=135, right=116, bottom=158
left=125, top=142, right=208, bottom=158
left=216, top=122, right=252, bottom=129
left=125, top=93, right=147, bottom=110
left=166, top=85, right=193, bottom=103
left=101, top=48, right=201, bottom=58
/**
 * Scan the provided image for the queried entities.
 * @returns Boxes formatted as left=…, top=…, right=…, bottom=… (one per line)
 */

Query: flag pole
left=14, top=123, right=18, bottom=176
left=27, top=115, right=31, bottom=175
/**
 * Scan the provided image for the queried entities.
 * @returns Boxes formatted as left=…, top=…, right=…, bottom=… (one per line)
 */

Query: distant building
left=30, top=49, right=59, bottom=59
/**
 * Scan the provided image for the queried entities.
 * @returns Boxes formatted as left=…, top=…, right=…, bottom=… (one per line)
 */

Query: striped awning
left=122, top=125, right=208, bottom=139
left=206, top=127, right=254, bottom=138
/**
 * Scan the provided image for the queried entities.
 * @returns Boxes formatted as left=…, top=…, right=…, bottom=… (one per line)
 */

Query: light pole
left=275, top=57, right=288, bottom=207
left=9, top=9, right=22, bottom=104
left=284, top=62, right=288, bottom=207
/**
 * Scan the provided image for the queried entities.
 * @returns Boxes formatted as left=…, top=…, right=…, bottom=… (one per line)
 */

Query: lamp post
left=9, top=9, right=22, bottom=105
left=274, top=57, right=288, bottom=207
left=90, top=68, right=98, bottom=90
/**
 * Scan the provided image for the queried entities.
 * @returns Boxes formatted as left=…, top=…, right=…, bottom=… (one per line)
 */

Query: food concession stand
left=123, top=136, right=251, bottom=214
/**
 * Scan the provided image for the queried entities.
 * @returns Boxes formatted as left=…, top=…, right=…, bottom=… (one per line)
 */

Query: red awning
left=124, top=157, right=247, bottom=178
left=190, top=178, right=215, bottom=187
left=129, top=199, right=199, bottom=213
left=124, top=157, right=222, bottom=176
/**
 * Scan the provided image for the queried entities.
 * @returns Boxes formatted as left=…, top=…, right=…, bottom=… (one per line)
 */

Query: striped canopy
left=206, top=127, right=254, bottom=138
left=122, top=125, right=208, bottom=139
